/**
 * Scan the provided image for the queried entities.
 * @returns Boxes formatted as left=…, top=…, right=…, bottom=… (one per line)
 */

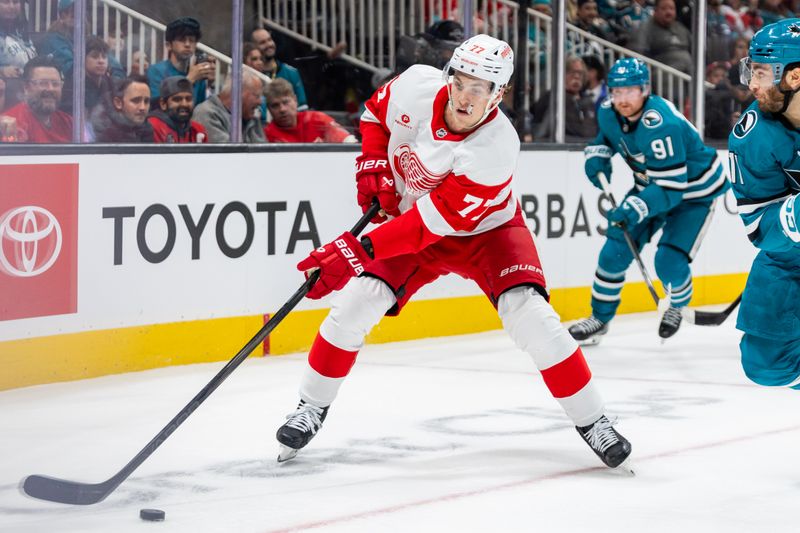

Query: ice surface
left=1, top=310, right=796, bottom=533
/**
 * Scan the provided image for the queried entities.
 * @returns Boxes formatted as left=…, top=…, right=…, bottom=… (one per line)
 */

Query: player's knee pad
left=498, top=286, right=578, bottom=368
left=597, top=237, right=634, bottom=274
left=319, top=276, right=396, bottom=351
left=740, top=333, right=800, bottom=388
left=654, top=245, right=690, bottom=288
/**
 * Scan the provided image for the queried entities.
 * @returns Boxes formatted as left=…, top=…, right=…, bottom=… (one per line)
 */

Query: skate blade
left=578, top=335, right=604, bottom=347
left=277, top=444, right=299, bottom=463
left=615, top=458, right=635, bottom=476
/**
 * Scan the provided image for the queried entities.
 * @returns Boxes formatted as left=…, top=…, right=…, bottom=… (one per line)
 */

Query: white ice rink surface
left=1, top=310, right=797, bottom=533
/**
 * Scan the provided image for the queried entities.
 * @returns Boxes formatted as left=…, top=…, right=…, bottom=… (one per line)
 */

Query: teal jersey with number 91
left=592, top=94, right=728, bottom=211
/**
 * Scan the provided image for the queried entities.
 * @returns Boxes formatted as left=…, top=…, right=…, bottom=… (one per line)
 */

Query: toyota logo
left=0, top=206, right=63, bottom=277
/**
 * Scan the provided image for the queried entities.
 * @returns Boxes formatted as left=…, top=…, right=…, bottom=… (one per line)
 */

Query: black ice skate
left=576, top=415, right=632, bottom=469
left=659, top=306, right=683, bottom=340
left=568, top=316, right=609, bottom=346
left=276, top=400, right=329, bottom=462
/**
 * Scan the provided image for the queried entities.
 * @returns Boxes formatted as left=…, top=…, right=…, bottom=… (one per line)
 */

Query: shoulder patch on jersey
left=642, top=109, right=663, bottom=129
left=733, top=109, right=758, bottom=139
left=600, top=98, right=612, bottom=109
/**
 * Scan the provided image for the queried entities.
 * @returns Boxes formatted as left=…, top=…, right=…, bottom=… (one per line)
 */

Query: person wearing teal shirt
left=146, top=17, right=211, bottom=110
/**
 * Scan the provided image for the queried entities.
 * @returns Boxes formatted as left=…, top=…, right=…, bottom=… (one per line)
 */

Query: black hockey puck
left=139, top=508, right=165, bottom=521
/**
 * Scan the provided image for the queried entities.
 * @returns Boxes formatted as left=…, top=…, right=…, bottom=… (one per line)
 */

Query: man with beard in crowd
left=1, top=56, right=72, bottom=143
left=251, top=27, right=308, bottom=110
left=90, top=74, right=153, bottom=142
left=148, top=76, right=207, bottom=143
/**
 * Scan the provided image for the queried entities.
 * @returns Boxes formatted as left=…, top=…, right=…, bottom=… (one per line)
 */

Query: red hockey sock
left=540, top=347, right=592, bottom=398
left=307, top=333, right=359, bottom=378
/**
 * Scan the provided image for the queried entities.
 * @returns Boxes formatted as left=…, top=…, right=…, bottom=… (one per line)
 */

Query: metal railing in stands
left=27, top=0, right=270, bottom=92
left=261, top=0, right=691, bottom=110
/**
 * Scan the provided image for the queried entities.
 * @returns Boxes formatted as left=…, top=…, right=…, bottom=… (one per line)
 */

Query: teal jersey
left=592, top=95, right=728, bottom=216
left=728, top=101, right=800, bottom=257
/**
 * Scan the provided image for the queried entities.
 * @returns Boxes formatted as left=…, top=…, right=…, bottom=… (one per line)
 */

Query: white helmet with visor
left=443, top=34, right=514, bottom=123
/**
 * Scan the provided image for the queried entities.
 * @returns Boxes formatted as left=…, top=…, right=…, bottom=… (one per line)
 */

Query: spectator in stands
left=147, top=17, right=211, bottom=109
left=759, top=0, right=794, bottom=27
left=127, top=48, right=150, bottom=77
left=0, top=0, right=37, bottom=109
left=244, top=42, right=264, bottom=72
left=572, top=0, right=617, bottom=43
left=251, top=28, right=308, bottom=110
left=39, top=0, right=124, bottom=85
left=614, top=0, right=653, bottom=44
left=60, top=35, right=112, bottom=114
left=148, top=76, right=207, bottom=143
left=264, top=78, right=356, bottom=143
left=707, top=0, right=736, bottom=62
left=739, top=0, right=764, bottom=38
left=192, top=70, right=265, bottom=143
left=728, top=64, right=754, bottom=124
left=582, top=54, right=607, bottom=110
left=532, top=55, right=598, bottom=141
left=704, top=60, right=736, bottom=139
left=628, top=0, right=692, bottom=74
left=89, top=74, right=153, bottom=142
left=2, top=56, right=71, bottom=143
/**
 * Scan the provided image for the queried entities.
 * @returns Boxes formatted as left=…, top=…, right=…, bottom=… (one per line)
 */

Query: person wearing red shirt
left=264, top=78, right=356, bottom=143
left=148, top=76, right=208, bottom=143
left=1, top=56, right=72, bottom=143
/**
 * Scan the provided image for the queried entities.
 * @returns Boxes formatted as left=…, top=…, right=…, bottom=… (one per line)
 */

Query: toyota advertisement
left=0, top=151, right=754, bottom=344
left=0, top=164, right=78, bottom=321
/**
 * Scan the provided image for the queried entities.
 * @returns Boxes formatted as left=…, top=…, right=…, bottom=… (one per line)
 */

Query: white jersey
left=361, top=65, right=520, bottom=238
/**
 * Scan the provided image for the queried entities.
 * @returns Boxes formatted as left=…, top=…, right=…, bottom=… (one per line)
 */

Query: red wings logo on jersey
left=392, top=144, right=449, bottom=193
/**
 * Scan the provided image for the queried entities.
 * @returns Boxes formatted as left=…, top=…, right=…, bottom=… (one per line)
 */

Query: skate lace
left=662, top=307, right=682, bottom=328
left=574, top=317, right=604, bottom=335
left=285, top=403, right=324, bottom=433
left=584, top=416, right=619, bottom=453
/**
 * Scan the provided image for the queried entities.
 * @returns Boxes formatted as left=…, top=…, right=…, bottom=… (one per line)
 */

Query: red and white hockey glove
left=355, top=153, right=400, bottom=223
left=297, top=232, right=373, bottom=299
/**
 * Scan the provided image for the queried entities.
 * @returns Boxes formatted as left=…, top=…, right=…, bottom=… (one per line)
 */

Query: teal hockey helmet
left=743, top=18, right=800, bottom=86
left=607, top=57, right=650, bottom=88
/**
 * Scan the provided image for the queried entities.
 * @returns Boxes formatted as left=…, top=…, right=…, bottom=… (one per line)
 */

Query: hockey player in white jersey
left=275, top=35, right=632, bottom=470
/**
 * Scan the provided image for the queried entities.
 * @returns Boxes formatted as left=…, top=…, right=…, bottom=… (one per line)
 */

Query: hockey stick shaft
left=597, top=172, right=661, bottom=306
left=22, top=202, right=381, bottom=505
left=596, top=173, right=741, bottom=326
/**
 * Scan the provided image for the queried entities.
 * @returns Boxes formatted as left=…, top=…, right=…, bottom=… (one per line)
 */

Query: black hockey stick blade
left=687, top=292, right=742, bottom=326
left=21, top=202, right=380, bottom=505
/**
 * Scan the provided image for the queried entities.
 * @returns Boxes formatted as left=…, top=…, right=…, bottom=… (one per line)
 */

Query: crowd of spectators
left=1, top=0, right=798, bottom=144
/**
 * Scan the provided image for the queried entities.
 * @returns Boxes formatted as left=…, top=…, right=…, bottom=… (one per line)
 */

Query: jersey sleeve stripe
left=654, top=179, right=689, bottom=189
left=744, top=214, right=763, bottom=235
left=360, top=107, right=379, bottom=124
left=736, top=194, right=790, bottom=214
left=682, top=173, right=728, bottom=200
left=416, top=194, right=457, bottom=236
left=688, top=157, right=721, bottom=186
left=648, top=166, right=688, bottom=178
left=737, top=191, right=792, bottom=207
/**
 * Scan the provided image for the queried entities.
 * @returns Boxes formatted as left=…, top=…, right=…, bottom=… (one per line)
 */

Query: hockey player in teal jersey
left=569, top=58, right=729, bottom=344
left=728, top=20, right=800, bottom=388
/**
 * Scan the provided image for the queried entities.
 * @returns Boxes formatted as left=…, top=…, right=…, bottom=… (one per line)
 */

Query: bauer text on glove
left=355, top=154, right=401, bottom=223
left=297, top=232, right=373, bottom=299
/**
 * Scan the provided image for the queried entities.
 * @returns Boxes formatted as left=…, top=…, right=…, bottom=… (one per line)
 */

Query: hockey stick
left=21, top=202, right=381, bottom=505
left=597, top=172, right=661, bottom=305
left=596, top=173, right=741, bottom=326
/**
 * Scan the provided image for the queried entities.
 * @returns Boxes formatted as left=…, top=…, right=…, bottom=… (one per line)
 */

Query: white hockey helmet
left=445, top=34, right=514, bottom=91
left=443, top=34, right=514, bottom=123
